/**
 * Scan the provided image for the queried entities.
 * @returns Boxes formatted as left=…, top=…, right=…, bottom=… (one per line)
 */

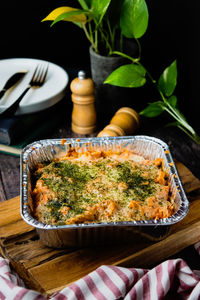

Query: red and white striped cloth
left=0, top=251, right=200, bottom=300
left=195, top=242, right=200, bottom=256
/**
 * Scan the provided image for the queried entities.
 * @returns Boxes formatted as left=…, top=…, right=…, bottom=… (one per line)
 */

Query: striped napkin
left=0, top=245, right=200, bottom=300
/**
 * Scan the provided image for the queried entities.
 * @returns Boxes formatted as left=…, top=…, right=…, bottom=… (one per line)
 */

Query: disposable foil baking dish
left=20, top=136, right=189, bottom=248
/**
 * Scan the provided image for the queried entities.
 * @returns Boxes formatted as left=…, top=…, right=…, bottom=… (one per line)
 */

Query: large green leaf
left=140, top=101, right=164, bottom=117
left=104, top=64, right=146, bottom=87
left=91, top=0, right=112, bottom=23
left=158, top=60, right=177, bottom=97
left=120, top=0, right=149, bottom=38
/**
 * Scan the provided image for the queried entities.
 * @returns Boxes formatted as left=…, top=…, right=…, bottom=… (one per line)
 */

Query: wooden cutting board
left=0, top=161, right=200, bottom=296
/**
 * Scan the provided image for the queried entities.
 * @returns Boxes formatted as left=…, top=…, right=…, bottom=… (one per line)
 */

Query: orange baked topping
left=32, top=150, right=174, bottom=225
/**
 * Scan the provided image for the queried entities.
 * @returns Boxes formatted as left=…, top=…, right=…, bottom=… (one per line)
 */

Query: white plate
left=0, top=58, right=69, bottom=115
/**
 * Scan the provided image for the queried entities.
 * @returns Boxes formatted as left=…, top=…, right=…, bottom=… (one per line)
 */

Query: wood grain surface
left=0, top=161, right=200, bottom=296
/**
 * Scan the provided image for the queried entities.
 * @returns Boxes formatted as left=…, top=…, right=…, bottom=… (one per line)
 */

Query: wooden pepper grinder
left=71, top=70, right=96, bottom=134
left=97, top=107, right=140, bottom=137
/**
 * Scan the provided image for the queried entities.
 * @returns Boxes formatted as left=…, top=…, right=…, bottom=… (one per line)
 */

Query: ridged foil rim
left=20, top=135, right=189, bottom=230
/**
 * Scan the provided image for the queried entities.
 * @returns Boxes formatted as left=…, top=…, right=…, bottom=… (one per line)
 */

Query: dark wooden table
left=0, top=105, right=200, bottom=270
left=1, top=110, right=200, bottom=201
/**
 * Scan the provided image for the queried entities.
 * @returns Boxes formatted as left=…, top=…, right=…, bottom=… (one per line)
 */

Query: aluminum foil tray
left=21, top=136, right=189, bottom=248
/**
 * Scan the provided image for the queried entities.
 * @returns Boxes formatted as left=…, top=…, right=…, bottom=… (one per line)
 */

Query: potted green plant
left=42, top=0, right=149, bottom=123
left=42, top=0, right=148, bottom=56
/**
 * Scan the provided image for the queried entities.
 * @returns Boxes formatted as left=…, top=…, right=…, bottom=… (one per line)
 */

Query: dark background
left=0, top=0, right=199, bottom=130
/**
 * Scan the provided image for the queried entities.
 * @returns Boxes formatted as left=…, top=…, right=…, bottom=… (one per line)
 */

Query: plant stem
left=107, top=19, right=115, bottom=51
left=120, top=32, right=123, bottom=52
left=95, top=20, right=112, bottom=55
left=135, top=38, right=142, bottom=58
left=94, top=27, right=98, bottom=52
left=88, top=23, right=94, bottom=44
left=137, top=62, right=156, bottom=84
left=110, top=50, right=140, bottom=62
left=82, top=24, right=97, bottom=52
left=176, top=123, right=200, bottom=144
left=77, top=0, right=89, bottom=10
left=165, top=103, right=195, bottom=134
left=164, top=105, right=195, bottom=135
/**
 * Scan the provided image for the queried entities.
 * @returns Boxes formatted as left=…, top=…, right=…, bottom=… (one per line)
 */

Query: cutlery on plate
left=0, top=64, right=49, bottom=118
left=0, top=70, right=28, bottom=100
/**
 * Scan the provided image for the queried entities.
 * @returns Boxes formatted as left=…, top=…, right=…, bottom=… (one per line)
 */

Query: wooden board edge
left=113, top=220, right=200, bottom=268
left=25, top=219, right=200, bottom=296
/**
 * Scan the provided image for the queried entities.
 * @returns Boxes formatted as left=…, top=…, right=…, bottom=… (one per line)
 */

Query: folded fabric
left=195, top=242, right=200, bottom=255
left=0, top=255, right=200, bottom=300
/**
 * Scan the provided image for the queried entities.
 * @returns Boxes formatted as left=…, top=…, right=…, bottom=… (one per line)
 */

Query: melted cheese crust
left=32, top=149, right=175, bottom=225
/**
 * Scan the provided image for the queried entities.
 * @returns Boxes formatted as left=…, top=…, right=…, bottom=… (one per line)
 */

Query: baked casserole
left=31, top=148, right=175, bottom=226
